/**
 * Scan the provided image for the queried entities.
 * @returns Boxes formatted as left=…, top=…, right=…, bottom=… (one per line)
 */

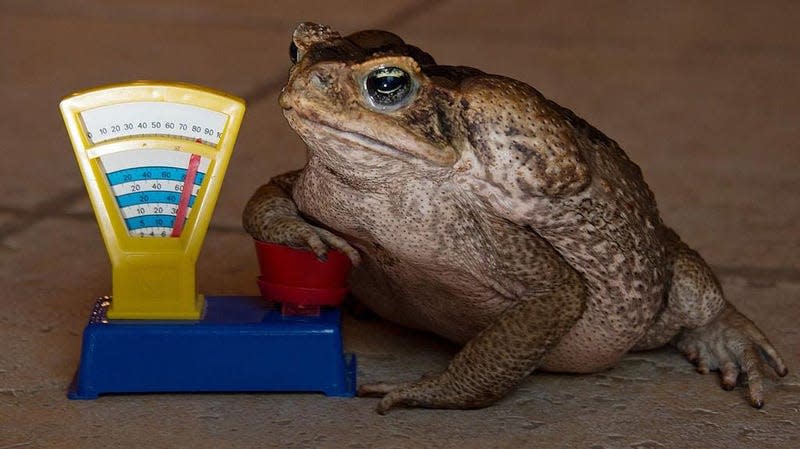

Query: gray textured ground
left=1, top=1, right=798, bottom=448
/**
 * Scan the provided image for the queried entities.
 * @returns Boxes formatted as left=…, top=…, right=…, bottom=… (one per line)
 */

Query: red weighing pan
left=254, top=240, right=352, bottom=306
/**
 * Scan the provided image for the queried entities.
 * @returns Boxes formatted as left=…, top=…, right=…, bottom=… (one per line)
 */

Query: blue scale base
left=68, top=296, right=356, bottom=399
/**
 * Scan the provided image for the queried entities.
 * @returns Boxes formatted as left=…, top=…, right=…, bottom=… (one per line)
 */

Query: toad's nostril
left=278, top=89, right=293, bottom=110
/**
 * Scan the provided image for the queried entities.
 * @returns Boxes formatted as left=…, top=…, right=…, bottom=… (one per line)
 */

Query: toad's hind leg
left=634, top=231, right=788, bottom=407
left=358, top=280, right=586, bottom=414
left=633, top=239, right=726, bottom=351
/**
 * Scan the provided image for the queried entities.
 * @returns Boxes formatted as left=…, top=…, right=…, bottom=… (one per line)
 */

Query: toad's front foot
left=257, top=215, right=361, bottom=266
left=358, top=372, right=494, bottom=415
left=243, top=178, right=361, bottom=265
left=673, top=304, right=788, bottom=408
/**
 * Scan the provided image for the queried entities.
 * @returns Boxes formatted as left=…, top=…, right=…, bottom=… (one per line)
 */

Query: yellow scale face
left=60, top=82, right=245, bottom=319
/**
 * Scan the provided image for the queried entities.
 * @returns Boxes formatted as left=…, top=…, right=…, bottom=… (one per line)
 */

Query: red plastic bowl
left=256, top=278, right=349, bottom=306
left=253, top=240, right=352, bottom=306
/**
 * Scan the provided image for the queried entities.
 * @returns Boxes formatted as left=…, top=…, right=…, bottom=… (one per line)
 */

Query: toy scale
left=60, top=81, right=356, bottom=399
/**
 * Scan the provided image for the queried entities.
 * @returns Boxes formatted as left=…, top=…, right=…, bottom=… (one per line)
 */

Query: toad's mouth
left=286, top=109, right=413, bottom=163
left=283, top=108, right=457, bottom=166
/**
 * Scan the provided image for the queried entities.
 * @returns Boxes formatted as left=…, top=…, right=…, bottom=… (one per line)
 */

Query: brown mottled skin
left=243, top=23, right=788, bottom=414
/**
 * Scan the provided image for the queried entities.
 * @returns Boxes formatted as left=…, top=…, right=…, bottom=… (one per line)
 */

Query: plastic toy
left=255, top=240, right=353, bottom=316
left=60, top=81, right=356, bottom=399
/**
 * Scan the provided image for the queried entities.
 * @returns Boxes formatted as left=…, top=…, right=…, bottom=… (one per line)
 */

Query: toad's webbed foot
left=673, top=304, right=788, bottom=408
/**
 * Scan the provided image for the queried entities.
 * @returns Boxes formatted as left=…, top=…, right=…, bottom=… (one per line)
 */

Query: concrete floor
left=1, top=0, right=799, bottom=447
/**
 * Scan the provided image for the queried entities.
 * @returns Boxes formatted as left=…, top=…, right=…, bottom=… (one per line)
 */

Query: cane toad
left=243, top=23, right=788, bottom=413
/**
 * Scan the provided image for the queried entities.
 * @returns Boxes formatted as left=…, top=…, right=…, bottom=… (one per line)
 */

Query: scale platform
left=68, top=296, right=357, bottom=399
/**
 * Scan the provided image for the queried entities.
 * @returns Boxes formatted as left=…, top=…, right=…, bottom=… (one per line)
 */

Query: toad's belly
left=541, top=300, right=661, bottom=372
left=348, top=256, right=515, bottom=344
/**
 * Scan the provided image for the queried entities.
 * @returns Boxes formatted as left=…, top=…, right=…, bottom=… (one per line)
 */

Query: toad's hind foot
left=673, top=304, right=788, bottom=408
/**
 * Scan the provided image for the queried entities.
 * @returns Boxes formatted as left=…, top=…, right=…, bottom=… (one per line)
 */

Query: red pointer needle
left=171, top=153, right=201, bottom=237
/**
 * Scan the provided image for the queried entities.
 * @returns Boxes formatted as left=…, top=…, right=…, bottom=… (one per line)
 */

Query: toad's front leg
left=359, top=267, right=587, bottom=414
left=243, top=170, right=360, bottom=265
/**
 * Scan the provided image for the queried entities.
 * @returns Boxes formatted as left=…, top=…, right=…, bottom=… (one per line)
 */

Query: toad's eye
left=289, top=40, right=299, bottom=64
left=363, top=66, right=416, bottom=111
